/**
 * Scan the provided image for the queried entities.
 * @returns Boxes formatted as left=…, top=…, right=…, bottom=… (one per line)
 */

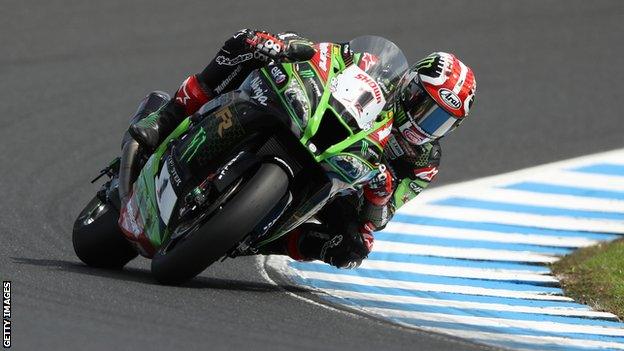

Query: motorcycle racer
left=129, top=29, right=476, bottom=269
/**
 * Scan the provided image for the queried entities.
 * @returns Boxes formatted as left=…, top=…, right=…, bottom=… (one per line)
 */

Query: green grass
left=551, top=239, right=624, bottom=319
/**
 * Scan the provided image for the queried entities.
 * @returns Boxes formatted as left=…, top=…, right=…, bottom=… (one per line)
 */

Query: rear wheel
left=151, top=163, right=289, bottom=285
left=72, top=195, right=138, bottom=268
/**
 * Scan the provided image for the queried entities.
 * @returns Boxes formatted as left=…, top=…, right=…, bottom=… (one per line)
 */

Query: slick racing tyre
left=151, top=163, right=289, bottom=285
left=72, top=195, right=138, bottom=269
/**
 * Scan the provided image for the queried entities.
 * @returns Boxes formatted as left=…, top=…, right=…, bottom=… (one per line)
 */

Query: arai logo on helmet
left=438, top=88, right=462, bottom=109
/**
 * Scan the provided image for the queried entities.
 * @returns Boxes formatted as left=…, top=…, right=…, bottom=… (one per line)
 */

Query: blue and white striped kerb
left=265, top=148, right=624, bottom=350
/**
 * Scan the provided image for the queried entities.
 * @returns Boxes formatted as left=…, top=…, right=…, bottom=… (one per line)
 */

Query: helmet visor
left=402, top=79, right=460, bottom=139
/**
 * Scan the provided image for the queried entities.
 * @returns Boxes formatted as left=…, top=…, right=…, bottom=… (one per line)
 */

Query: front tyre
left=72, top=195, right=138, bottom=268
left=151, top=163, right=289, bottom=285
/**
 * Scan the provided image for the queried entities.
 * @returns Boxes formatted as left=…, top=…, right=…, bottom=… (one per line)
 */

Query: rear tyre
left=72, top=195, right=138, bottom=269
left=151, top=163, right=289, bottom=285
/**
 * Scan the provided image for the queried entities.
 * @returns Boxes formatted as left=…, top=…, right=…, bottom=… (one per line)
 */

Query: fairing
left=120, top=36, right=409, bottom=256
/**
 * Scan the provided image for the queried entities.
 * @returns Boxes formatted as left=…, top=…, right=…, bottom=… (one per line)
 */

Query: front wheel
left=72, top=195, right=138, bottom=269
left=151, top=163, right=289, bottom=285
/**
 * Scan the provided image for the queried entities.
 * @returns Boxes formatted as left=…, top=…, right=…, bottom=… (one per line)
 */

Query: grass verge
left=551, top=238, right=624, bottom=319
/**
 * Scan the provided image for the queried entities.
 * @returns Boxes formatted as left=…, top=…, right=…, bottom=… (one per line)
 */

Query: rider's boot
left=129, top=75, right=212, bottom=150
left=257, top=224, right=331, bottom=261
left=128, top=100, right=184, bottom=150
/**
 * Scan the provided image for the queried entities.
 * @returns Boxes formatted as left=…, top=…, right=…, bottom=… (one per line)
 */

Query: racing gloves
left=277, top=222, right=374, bottom=269
left=245, top=31, right=315, bottom=62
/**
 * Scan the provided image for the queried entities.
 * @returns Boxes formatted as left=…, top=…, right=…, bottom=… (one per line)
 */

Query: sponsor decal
left=439, top=88, right=462, bottom=109
left=399, top=121, right=429, bottom=145
left=320, top=234, right=343, bottom=261
left=270, top=65, right=287, bottom=85
left=249, top=76, right=268, bottom=106
left=317, top=43, right=330, bottom=72
left=359, top=52, right=379, bottom=72
left=414, top=166, right=439, bottom=182
left=118, top=193, right=155, bottom=258
left=341, top=43, right=351, bottom=59
left=167, top=156, right=182, bottom=187
left=3, top=281, right=11, bottom=348
left=218, top=151, right=244, bottom=180
left=277, top=32, right=297, bottom=39
left=402, top=127, right=424, bottom=145
left=262, top=216, right=279, bottom=233
left=308, top=78, right=322, bottom=97
left=331, top=65, right=386, bottom=131
left=386, top=135, right=404, bottom=159
left=354, top=73, right=382, bottom=103
left=215, top=107, right=233, bottom=137
left=232, top=29, right=248, bottom=38
left=409, top=181, right=423, bottom=194
left=253, top=50, right=270, bottom=62
left=401, top=193, right=411, bottom=205
left=176, top=77, right=192, bottom=106
left=214, top=65, right=242, bottom=94
left=394, top=107, right=409, bottom=125
left=216, top=53, right=253, bottom=66
left=285, top=85, right=311, bottom=122
left=378, top=80, right=391, bottom=95
left=329, top=77, right=338, bottom=93
left=311, top=43, right=332, bottom=81
left=369, top=119, right=393, bottom=147
left=366, top=147, right=380, bottom=159
left=374, top=123, right=392, bottom=143
left=341, top=43, right=354, bottom=66
left=416, top=56, right=436, bottom=70
left=181, top=127, right=207, bottom=162
left=299, top=69, right=315, bottom=78
left=416, top=54, right=447, bottom=79
left=120, top=195, right=143, bottom=238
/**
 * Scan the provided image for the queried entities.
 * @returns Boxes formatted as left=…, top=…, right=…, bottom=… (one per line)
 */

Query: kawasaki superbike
left=72, top=36, right=408, bottom=285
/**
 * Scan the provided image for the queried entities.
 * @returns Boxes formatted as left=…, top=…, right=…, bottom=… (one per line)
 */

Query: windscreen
left=348, top=35, right=409, bottom=106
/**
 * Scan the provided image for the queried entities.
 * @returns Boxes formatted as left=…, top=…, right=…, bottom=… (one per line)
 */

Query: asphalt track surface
left=1, top=1, right=623, bottom=350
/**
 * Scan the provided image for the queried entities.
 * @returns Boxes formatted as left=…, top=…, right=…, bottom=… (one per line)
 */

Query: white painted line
left=399, top=204, right=624, bottom=234
left=323, top=289, right=616, bottom=319
left=422, top=327, right=624, bottom=350
left=363, top=307, right=624, bottom=337
left=456, top=187, right=624, bottom=213
left=255, top=256, right=355, bottom=317
left=384, top=221, right=599, bottom=248
left=512, top=170, right=624, bottom=194
left=374, top=240, right=559, bottom=263
left=400, top=148, right=624, bottom=205
left=356, top=260, right=558, bottom=283
left=262, top=256, right=502, bottom=349
left=296, top=270, right=574, bottom=301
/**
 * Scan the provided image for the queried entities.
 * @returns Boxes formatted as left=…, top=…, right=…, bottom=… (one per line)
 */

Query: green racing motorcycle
left=72, top=36, right=409, bottom=285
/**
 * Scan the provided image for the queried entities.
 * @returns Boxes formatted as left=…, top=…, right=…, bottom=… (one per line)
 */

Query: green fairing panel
left=132, top=118, right=192, bottom=247
left=131, top=36, right=409, bottom=249
left=261, top=57, right=385, bottom=185
left=392, top=143, right=437, bottom=208
left=134, top=156, right=163, bottom=247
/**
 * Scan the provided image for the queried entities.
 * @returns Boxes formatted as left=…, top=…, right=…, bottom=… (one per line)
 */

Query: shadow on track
left=12, top=256, right=309, bottom=293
